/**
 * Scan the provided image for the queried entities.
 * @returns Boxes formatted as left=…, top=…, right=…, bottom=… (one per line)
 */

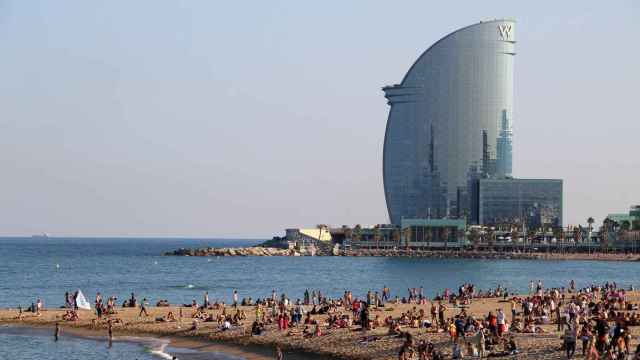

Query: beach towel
left=75, top=290, right=91, bottom=310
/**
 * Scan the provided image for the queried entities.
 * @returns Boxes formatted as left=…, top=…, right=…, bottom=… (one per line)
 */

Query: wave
left=168, top=284, right=208, bottom=291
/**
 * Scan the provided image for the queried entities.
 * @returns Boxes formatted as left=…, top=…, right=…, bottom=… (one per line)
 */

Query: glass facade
left=472, top=179, right=563, bottom=229
left=383, top=20, right=515, bottom=224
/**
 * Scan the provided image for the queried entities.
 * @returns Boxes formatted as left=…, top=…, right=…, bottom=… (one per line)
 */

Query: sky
left=0, top=1, right=638, bottom=238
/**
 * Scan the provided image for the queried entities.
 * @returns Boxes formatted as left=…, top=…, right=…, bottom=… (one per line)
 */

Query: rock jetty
left=164, top=246, right=295, bottom=257
left=164, top=246, right=640, bottom=261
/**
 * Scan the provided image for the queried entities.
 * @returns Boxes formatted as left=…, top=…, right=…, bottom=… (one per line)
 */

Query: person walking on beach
left=563, top=326, right=577, bottom=359
left=139, top=298, right=149, bottom=317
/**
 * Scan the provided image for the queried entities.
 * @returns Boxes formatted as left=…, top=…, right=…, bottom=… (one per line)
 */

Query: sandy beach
left=3, top=290, right=639, bottom=359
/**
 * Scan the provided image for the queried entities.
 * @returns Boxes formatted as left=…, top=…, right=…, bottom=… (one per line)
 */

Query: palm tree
left=342, top=226, right=352, bottom=250
left=457, top=229, right=466, bottom=249
left=402, top=227, right=412, bottom=251
left=391, top=228, right=401, bottom=248
left=587, top=217, right=595, bottom=243
left=510, top=228, right=519, bottom=249
left=425, top=228, right=432, bottom=250
left=441, top=227, right=450, bottom=249
left=353, top=224, right=362, bottom=248
left=373, top=226, right=381, bottom=252
left=469, top=228, right=481, bottom=250
left=527, top=230, right=536, bottom=252
left=487, top=228, right=496, bottom=250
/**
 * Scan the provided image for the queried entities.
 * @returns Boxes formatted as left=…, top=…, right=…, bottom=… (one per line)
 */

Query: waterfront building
left=383, top=19, right=515, bottom=224
left=401, top=218, right=467, bottom=247
left=471, top=178, right=563, bottom=229
left=285, top=228, right=332, bottom=244
left=606, top=205, right=640, bottom=229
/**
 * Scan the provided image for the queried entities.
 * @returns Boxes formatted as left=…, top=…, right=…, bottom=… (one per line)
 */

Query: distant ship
left=31, top=233, right=50, bottom=239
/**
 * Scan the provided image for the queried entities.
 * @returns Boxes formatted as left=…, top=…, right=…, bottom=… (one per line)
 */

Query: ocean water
left=0, top=325, right=159, bottom=360
left=0, top=324, right=241, bottom=360
left=2, top=237, right=640, bottom=359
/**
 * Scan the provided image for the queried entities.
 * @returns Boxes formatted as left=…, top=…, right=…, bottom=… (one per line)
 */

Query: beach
left=3, top=289, right=639, bottom=359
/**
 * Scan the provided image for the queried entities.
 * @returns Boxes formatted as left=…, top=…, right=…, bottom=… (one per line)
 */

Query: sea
left=1, top=237, right=640, bottom=359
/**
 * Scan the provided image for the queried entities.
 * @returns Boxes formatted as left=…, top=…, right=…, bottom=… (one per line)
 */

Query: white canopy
left=75, top=290, right=91, bottom=310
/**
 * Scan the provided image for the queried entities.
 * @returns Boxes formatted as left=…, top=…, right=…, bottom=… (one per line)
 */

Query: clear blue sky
left=0, top=1, right=638, bottom=237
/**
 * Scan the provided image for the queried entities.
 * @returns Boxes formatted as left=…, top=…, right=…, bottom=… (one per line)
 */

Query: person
left=454, top=316, right=465, bottom=341
left=506, top=336, right=518, bottom=355
left=275, top=345, right=284, bottom=360
left=438, top=302, right=446, bottom=328
left=54, top=322, right=60, bottom=341
left=232, top=289, right=238, bottom=308
left=107, top=320, right=113, bottom=345
left=382, top=285, right=390, bottom=302
left=203, top=292, right=209, bottom=308
left=486, top=311, right=497, bottom=337
left=510, top=298, right=517, bottom=320
left=36, top=298, right=43, bottom=316
left=556, top=303, right=564, bottom=332
left=139, top=298, right=149, bottom=317
left=580, top=323, right=592, bottom=356
left=451, top=342, right=464, bottom=359
left=496, top=308, right=506, bottom=337
left=563, top=327, right=577, bottom=359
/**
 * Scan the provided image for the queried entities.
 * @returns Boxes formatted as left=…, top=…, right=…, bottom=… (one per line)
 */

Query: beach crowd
left=14, top=280, right=640, bottom=360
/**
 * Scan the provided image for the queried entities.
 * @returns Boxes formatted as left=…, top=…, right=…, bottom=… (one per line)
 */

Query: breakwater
left=163, top=246, right=640, bottom=261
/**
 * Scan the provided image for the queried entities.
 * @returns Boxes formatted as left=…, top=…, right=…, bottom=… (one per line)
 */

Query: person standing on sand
left=36, top=298, right=43, bottom=316
left=203, top=292, right=209, bottom=308
left=438, top=302, right=446, bottom=328
left=232, top=289, right=238, bottom=308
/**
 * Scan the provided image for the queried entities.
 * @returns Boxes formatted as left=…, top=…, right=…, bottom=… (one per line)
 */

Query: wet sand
left=2, top=292, right=640, bottom=359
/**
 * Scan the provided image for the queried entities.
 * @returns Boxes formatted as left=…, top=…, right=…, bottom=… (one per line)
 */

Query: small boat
left=31, top=233, right=50, bottom=239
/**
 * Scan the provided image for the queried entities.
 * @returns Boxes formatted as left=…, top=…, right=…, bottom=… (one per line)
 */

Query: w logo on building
left=497, top=24, right=512, bottom=40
